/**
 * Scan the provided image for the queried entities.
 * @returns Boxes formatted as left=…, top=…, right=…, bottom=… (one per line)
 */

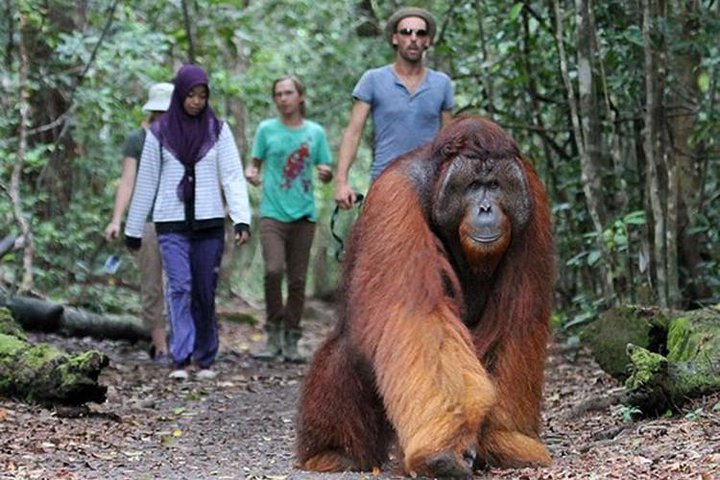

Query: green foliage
left=0, top=333, right=27, bottom=358
left=625, top=346, right=667, bottom=390
left=1, top=0, right=719, bottom=322
left=612, top=404, right=643, bottom=423
left=0, top=308, right=27, bottom=341
left=684, top=406, right=705, bottom=421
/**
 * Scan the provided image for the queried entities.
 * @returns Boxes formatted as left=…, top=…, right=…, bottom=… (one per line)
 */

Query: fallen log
left=62, top=306, right=149, bottom=341
left=581, top=304, right=720, bottom=415
left=0, top=307, right=109, bottom=406
left=3, top=295, right=63, bottom=332
left=1, top=294, right=149, bottom=342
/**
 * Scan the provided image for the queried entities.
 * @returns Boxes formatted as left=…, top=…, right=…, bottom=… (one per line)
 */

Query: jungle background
left=0, top=0, right=719, bottom=478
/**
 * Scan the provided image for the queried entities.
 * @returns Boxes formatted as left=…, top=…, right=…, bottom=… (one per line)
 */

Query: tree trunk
left=554, top=0, right=613, bottom=300
left=180, top=0, right=196, bottom=62
left=2, top=294, right=150, bottom=342
left=642, top=0, right=676, bottom=308
left=0, top=307, right=109, bottom=406
left=574, top=0, right=607, bottom=228
left=668, top=0, right=707, bottom=305
left=11, top=10, right=34, bottom=291
left=474, top=0, right=496, bottom=117
left=591, top=5, right=637, bottom=303
left=581, top=304, right=720, bottom=415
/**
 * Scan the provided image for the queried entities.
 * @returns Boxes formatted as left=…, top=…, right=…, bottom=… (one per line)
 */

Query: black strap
left=330, top=193, right=364, bottom=262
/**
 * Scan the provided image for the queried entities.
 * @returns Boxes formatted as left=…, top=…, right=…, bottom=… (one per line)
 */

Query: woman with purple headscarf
left=125, top=64, right=251, bottom=380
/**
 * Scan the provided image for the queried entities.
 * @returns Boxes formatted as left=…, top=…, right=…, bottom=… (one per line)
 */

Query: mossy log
left=581, top=304, right=720, bottom=415
left=2, top=294, right=149, bottom=342
left=0, top=307, right=109, bottom=406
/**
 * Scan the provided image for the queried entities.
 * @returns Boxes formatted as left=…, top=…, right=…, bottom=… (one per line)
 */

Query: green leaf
left=587, top=250, right=602, bottom=266
left=509, top=3, right=524, bottom=21
left=698, top=71, right=710, bottom=93
left=623, top=211, right=646, bottom=225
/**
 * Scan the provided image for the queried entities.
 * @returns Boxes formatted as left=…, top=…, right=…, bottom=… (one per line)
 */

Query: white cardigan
left=125, top=123, right=251, bottom=238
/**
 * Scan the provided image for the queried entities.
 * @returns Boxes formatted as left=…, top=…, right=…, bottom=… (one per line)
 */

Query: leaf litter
left=0, top=299, right=717, bottom=479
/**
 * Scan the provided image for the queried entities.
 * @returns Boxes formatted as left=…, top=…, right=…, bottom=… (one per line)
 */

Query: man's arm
left=104, top=156, right=138, bottom=240
left=245, top=157, right=263, bottom=187
left=316, top=164, right=333, bottom=183
left=334, top=100, right=371, bottom=209
left=441, top=110, right=453, bottom=128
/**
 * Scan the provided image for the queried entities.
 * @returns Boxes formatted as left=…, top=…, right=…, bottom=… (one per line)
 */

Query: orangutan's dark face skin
left=433, top=154, right=531, bottom=278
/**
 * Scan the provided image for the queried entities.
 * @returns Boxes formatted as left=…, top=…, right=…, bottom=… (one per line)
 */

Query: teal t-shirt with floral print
left=250, top=118, right=332, bottom=222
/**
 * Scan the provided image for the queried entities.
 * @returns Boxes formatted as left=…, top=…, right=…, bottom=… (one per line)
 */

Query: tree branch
left=181, top=0, right=196, bottom=63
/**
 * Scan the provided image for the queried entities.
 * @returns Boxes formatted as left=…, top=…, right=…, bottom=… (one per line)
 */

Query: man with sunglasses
left=334, top=6, right=454, bottom=209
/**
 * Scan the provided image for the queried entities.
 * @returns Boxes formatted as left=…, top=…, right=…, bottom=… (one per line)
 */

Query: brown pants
left=259, top=217, right=315, bottom=330
left=134, top=222, right=165, bottom=330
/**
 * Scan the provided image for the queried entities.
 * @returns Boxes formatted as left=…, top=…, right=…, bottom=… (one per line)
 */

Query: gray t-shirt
left=122, top=128, right=146, bottom=161
left=352, top=65, right=454, bottom=179
left=122, top=128, right=151, bottom=221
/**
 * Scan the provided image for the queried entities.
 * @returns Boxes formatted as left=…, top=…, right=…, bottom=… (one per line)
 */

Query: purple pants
left=157, top=232, right=224, bottom=368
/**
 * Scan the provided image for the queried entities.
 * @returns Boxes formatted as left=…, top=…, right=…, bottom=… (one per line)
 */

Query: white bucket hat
left=142, top=82, right=174, bottom=112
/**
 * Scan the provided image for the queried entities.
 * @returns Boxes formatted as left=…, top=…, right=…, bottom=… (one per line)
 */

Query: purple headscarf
left=151, top=64, right=223, bottom=202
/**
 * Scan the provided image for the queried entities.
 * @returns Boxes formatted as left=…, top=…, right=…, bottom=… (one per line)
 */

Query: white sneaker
left=168, top=368, right=189, bottom=380
left=195, top=369, right=217, bottom=380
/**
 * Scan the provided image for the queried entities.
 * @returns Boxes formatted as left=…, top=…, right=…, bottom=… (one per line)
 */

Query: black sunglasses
left=397, top=28, right=429, bottom=37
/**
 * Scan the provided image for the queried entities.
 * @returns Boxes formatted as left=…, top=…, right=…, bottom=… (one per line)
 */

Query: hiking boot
left=252, top=323, right=283, bottom=361
left=283, top=328, right=305, bottom=364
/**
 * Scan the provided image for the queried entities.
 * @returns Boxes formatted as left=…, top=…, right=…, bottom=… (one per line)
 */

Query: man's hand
left=245, top=165, right=261, bottom=187
left=334, top=181, right=357, bottom=210
left=317, top=165, right=333, bottom=184
left=104, top=222, right=121, bottom=241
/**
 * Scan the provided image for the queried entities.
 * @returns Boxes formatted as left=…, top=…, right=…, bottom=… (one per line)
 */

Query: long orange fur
left=296, top=116, right=554, bottom=476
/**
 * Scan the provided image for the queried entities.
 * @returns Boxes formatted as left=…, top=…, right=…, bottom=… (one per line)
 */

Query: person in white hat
left=104, top=82, right=174, bottom=365
left=334, top=6, right=454, bottom=209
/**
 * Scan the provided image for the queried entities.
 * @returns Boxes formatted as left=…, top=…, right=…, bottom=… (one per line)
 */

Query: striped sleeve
left=217, top=124, right=251, bottom=226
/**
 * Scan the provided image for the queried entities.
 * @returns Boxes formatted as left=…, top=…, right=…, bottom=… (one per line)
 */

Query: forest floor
left=0, top=298, right=718, bottom=480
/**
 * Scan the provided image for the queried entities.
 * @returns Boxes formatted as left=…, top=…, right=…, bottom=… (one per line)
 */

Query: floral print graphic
left=281, top=141, right=311, bottom=191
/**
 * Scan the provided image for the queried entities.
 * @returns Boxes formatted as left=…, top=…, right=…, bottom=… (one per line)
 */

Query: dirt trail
left=0, top=300, right=718, bottom=479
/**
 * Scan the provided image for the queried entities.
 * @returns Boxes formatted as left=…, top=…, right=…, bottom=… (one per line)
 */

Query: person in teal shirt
left=245, top=76, right=333, bottom=363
